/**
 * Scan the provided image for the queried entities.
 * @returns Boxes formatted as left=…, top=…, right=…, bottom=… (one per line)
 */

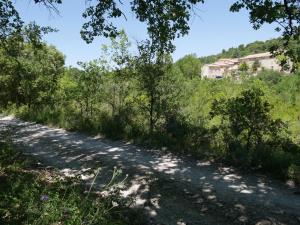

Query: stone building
left=201, top=52, right=282, bottom=79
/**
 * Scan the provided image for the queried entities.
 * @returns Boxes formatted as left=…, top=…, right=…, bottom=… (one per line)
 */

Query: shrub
left=209, top=88, right=294, bottom=173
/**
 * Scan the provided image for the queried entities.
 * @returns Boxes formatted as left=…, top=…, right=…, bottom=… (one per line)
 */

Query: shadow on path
left=1, top=116, right=299, bottom=225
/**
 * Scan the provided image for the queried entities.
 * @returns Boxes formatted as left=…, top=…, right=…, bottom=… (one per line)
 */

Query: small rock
left=177, top=219, right=186, bottom=225
left=201, top=206, right=208, bottom=212
left=195, top=198, right=204, bottom=204
left=285, top=180, right=295, bottom=188
left=238, top=216, right=248, bottom=223
left=216, top=202, right=224, bottom=207
left=207, top=194, right=216, bottom=200
left=235, top=203, right=245, bottom=212
left=255, top=220, right=272, bottom=225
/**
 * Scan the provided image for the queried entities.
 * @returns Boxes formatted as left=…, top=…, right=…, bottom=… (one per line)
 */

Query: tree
left=4, top=0, right=300, bottom=59
left=134, top=40, right=173, bottom=134
left=210, top=88, right=285, bottom=167
left=101, top=30, right=133, bottom=113
left=269, top=37, right=300, bottom=72
left=175, top=54, right=202, bottom=79
left=252, top=60, right=261, bottom=72
left=230, top=0, right=299, bottom=38
left=20, top=44, right=64, bottom=108
left=84, top=0, right=206, bottom=53
left=230, top=0, right=300, bottom=71
left=75, top=60, right=103, bottom=119
left=0, top=22, right=64, bottom=108
left=4, top=0, right=300, bottom=57
left=239, top=61, right=249, bottom=72
left=2, top=0, right=205, bottom=53
left=0, top=0, right=23, bottom=42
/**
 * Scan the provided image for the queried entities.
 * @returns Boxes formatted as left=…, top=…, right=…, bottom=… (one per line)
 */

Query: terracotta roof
left=204, top=52, right=272, bottom=69
left=218, top=58, right=239, bottom=63
left=209, top=60, right=237, bottom=67
left=210, top=63, right=229, bottom=67
left=240, top=52, right=271, bottom=60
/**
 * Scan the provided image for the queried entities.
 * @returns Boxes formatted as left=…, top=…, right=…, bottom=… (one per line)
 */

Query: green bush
left=209, top=88, right=299, bottom=177
left=256, top=70, right=283, bottom=85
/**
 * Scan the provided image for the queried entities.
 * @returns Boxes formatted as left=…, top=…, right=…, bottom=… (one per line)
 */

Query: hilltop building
left=201, top=52, right=282, bottom=79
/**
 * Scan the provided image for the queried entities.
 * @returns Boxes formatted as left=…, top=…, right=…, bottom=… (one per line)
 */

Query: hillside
left=199, top=38, right=281, bottom=64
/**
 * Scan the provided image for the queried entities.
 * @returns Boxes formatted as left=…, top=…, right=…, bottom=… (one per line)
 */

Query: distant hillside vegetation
left=199, top=39, right=281, bottom=64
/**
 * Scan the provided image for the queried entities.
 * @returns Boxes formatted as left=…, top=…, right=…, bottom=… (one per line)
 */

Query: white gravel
left=1, top=116, right=299, bottom=225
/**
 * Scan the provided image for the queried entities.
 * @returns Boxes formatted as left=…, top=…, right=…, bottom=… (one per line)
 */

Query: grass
left=0, top=137, right=145, bottom=225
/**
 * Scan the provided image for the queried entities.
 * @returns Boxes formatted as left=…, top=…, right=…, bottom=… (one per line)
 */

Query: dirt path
left=1, top=116, right=299, bottom=225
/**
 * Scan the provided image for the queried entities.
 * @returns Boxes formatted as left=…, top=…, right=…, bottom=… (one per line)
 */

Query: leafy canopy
left=230, top=0, right=300, bottom=37
left=2, top=0, right=300, bottom=57
left=230, top=0, right=300, bottom=71
left=14, top=0, right=203, bottom=53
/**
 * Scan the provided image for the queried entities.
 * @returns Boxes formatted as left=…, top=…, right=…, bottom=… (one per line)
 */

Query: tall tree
left=76, top=60, right=103, bottom=118
left=0, top=22, right=64, bottom=108
left=100, top=31, right=133, bottom=116
left=134, top=40, right=172, bottom=134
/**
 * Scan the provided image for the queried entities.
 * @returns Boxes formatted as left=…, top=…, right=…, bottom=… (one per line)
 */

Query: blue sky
left=15, top=0, right=280, bottom=66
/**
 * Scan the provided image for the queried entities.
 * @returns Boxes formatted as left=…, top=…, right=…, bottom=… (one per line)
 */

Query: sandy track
left=1, top=116, right=299, bottom=225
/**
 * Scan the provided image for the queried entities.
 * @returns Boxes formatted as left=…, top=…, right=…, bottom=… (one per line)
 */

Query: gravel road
left=1, top=116, right=299, bottom=225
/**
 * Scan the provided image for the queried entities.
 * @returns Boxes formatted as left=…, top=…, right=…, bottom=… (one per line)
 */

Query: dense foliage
left=211, top=89, right=288, bottom=171
left=0, top=15, right=300, bottom=184
left=1, top=29, right=299, bottom=181
left=1, top=2, right=299, bottom=224
left=0, top=22, right=64, bottom=108
left=175, top=54, right=202, bottom=79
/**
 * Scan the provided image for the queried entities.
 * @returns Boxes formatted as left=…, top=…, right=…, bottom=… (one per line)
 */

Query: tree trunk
left=149, top=93, right=154, bottom=135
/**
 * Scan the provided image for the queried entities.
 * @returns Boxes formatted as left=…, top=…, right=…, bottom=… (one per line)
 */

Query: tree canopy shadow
left=1, top=116, right=299, bottom=225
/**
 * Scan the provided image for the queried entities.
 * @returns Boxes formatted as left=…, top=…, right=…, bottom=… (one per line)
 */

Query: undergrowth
left=0, top=136, right=145, bottom=225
